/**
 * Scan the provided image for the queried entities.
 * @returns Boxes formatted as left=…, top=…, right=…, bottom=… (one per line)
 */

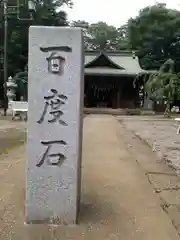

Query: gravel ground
left=0, top=115, right=179, bottom=240
left=120, top=117, right=180, bottom=175
left=0, top=120, right=26, bottom=154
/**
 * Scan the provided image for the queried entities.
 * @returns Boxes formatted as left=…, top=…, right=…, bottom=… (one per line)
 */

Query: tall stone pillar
left=27, top=26, right=84, bottom=224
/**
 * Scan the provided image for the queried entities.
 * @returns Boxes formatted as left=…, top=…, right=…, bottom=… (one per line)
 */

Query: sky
left=63, top=0, right=180, bottom=27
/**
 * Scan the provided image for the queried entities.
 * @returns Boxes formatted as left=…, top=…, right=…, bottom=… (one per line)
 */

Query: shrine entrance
left=85, top=78, right=116, bottom=108
left=83, top=50, right=154, bottom=109
left=84, top=75, right=139, bottom=109
left=87, top=85, right=114, bottom=108
left=84, top=76, right=118, bottom=108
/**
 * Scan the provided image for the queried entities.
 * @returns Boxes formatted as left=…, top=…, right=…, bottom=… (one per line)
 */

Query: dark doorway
left=84, top=75, right=139, bottom=109
left=87, top=86, right=114, bottom=107
left=84, top=75, right=117, bottom=108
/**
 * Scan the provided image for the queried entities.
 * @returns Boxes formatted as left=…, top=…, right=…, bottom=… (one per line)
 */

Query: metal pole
left=3, top=0, right=8, bottom=116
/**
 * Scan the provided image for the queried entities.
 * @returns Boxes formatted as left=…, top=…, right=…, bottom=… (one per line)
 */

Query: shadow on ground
left=79, top=193, right=119, bottom=224
left=0, top=129, right=26, bottom=155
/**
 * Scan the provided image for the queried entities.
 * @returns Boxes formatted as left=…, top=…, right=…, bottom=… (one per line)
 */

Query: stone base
left=6, top=108, right=13, bottom=116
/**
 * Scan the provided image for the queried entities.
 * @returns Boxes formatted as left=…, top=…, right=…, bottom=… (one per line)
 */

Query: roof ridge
left=85, top=52, right=125, bottom=69
left=85, top=50, right=136, bottom=57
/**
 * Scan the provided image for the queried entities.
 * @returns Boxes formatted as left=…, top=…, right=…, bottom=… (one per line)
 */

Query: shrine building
left=84, top=51, right=151, bottom=109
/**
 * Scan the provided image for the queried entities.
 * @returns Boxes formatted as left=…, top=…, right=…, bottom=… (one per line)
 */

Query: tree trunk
left=3, top=107, right=7, bottom=116
left=3, top=97, right=8, bottom=116
left=164, top=102, right=170, bottom=117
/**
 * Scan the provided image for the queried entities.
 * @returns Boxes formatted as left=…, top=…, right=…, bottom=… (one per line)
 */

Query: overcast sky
left=63, top=0, right=180, bottom=27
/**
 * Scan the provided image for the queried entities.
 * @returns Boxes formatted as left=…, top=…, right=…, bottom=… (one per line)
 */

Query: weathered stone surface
left=27, top=26, right=84, bottom=224
left=143, top=96, right=153, bottom=110
left=122, top=118, right=180, bottom=175
left=120, top=117, right=180, bottom=236
left=148, top=173, right=180, bottom=190
left=163, top=205, right=180, bottom=235
left=159, top=190, right=180, bottom=205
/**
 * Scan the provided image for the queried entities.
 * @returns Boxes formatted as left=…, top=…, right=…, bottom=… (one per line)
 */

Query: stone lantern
left=6, top=76, right=17, bottom=102
left=6, top=76, right=17, bottom=114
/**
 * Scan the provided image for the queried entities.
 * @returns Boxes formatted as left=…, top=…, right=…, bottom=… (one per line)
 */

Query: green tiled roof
left=85, top=68, right=147, bottom=76
left=84, top=51, right=151, bottom=76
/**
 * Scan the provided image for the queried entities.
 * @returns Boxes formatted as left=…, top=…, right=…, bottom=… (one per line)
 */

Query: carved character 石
left=36, top=140, right=67, bottom=167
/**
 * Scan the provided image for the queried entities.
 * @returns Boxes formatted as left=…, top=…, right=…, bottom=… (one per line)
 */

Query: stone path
left=0, top=120, right=26, bottom=155
left=0, top=115, right=180, bottom=239
left=0, top=119, right=26, bottom=131
left=120, top=117, right=180, bottom=174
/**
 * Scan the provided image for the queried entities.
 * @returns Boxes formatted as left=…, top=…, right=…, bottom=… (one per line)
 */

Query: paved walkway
left=0, top=115, right=179, bottom=239
left=121, top=117, right=180, bottom=174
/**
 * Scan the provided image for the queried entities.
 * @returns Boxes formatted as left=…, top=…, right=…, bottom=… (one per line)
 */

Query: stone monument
left=27, top=26, right=84, bottom=224
left=143, top=96, right=153, bottom=111
left=6, top=76, right=17, bottom=115
left=6, top=76, right=17, bottom=102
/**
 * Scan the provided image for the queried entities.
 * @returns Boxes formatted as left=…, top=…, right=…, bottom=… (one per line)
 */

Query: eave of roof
left=85, top=50, right=135, bottom=56
left=84, top=51, right=145, bottom=75
left=84, top=67, right=148, bottom=76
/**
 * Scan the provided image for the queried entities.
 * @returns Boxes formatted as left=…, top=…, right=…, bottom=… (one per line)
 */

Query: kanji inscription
left=37, top=89, right=68, bottom=126
left=36, top=140, right=67, bottom=167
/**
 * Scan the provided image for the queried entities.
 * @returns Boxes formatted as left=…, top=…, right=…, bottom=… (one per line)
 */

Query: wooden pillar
left=116, top=83, right=121, bottom=108
left=112, top=89, right=116, bottom=109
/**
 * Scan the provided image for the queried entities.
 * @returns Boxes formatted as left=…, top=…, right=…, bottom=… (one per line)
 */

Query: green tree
left=88, top=22, right=119, bottom=50
left=116, top=24, right=130, bottom=50
left=145, top=59, right=180, bottom=114
left=72, top=20, right=130, bottom=51
left=127, top=3, right=180, bottom=70
left=0, top=0, right=71, bottom=115
left=0, top=0, right=72, bottom=86
left=71, top=20, right=91, bottom=50
left=13, top=68, right=28, bottom=101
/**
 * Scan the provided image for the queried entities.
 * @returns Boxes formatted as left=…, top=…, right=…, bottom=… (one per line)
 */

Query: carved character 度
left=37, top=89, right=68, bottom=125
